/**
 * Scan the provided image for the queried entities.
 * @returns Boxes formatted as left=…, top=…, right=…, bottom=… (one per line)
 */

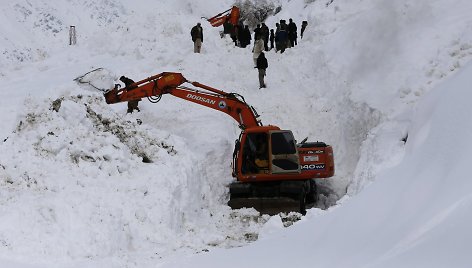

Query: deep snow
left=1, top=0, right=472, bottom=267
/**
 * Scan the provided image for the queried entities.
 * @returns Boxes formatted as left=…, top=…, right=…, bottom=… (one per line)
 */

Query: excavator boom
left=105, top=72, right=261, bottom=129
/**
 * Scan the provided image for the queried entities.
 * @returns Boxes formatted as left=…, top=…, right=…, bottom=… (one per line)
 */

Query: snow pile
left=0, top=92, right=275, bottom=265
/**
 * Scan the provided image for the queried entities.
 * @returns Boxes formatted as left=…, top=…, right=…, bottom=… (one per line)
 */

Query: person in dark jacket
left=223, top=20, right=232, bottom=35
left=244, top=25, right=252, bottom=47
left=288, top=18, right=298, bottom=46
left=240, top=25, right=251, bottom=48
left=238, top=23, right=245, bottom=47
left=190, top=23, right=203, bottom=53
left=253, top=24, right=261, bottom=41
left=260, top=23, right=270, bottom=51
left=301, top=21, right=308, bottom=39
left=278, top=20, right=288, bottom=53
left=256, top=52, right=268, bottom=88
left=231, top=25, right=239, bottom=46
left=269, top=29, right=275, bottom=51
left=120, top=76, right=140, bottom=113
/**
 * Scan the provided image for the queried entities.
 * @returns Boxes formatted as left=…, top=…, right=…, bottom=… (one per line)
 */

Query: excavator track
left=228, top=180, right=314, bottom=215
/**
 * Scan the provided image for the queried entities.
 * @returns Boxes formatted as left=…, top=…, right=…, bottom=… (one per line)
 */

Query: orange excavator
left=104, top=72, right=334, bottom=214
left=204, top=6, right=240, bottom=27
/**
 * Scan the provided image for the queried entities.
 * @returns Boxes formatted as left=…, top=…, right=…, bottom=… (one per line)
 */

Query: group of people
left=223, top=19, right=308, bottom=54
left=227, top=22, right=270, bottom=50
left=250, top=19, right=309, bottom=88
left=121, top=18, right=308, bottom=113
left=272, top=19, right=308, bottom=53
left=190, top=20, right=272, bottom=89
left=227, top=19, right=308, bottom=88
left=190, top=19, right=309, bottom=89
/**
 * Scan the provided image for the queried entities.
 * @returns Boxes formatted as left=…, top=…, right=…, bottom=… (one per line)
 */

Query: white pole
left=69, top=26, right=76, bottom=45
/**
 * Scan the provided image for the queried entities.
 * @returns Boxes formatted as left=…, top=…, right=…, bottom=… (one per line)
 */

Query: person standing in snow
left=238, top=23, right=245, bottom=47
left=288, top=18, right=298, bottom=46
left=253, top=24, right=261, bottom=41
left=120, top=76, right=140, bottom=113
left=241, top=25, right=251, bottom=48
left=191, top=23, right=203, bottom=53
left=278, top=20, right=288, bottom=53
left=301, top=21, right=308, bottom=39
left=256, top=52, right=268, bottom=88
left=252, top=35, right=265, bottom=67
left=260, top=23, right=270, bottom=51
left=223, top=20, right=232, bottom=36
left=231, top=24, right=239, bottom=47
left=269, top=29, right=275, bottom=51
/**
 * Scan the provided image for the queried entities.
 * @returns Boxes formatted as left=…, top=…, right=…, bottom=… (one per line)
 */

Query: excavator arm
left=104, top=72, right=261, bottom=129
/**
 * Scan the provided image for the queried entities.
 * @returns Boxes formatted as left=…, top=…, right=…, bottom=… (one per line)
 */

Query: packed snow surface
left=1, top=0, right=472, bottom=267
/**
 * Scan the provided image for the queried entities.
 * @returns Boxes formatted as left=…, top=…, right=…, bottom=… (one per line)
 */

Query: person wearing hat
left=190, top=22, right=204, bottom=53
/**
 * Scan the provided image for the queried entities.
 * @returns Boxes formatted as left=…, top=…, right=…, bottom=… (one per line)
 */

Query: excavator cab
left=235, top=127, right=300, bottom=180
left=230, top=128, right=312, bottom=215
left=230, top=127, right=334, bottom=215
